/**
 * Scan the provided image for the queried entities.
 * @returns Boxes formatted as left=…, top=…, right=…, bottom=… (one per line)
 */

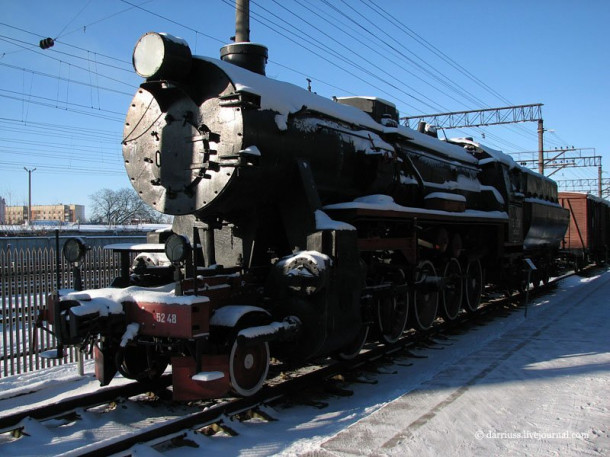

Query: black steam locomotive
left=41, top=25, right=569, bottom=400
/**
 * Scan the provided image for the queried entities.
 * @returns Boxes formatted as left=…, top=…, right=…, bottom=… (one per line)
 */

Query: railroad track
left=0, top=375, right=173, bottom=434
left=0, top=270, right=580, bottom=456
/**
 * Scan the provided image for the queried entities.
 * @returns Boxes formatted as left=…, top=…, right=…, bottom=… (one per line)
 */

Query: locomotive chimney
left=220, top=0, right=268, bottom=75
left=235, top=0, right=250, bottom=42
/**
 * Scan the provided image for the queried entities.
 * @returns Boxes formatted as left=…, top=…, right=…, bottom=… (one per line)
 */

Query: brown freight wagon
left=559, top=192, right=610, bottom=267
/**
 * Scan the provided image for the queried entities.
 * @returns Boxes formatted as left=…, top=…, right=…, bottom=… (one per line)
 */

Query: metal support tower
left=558, top=178, right=610, bottom=197
left=401, top=104, right=543, bottom=129
left=515, top=147, right=602, bottom=196
left=401, top=103, right=545, bottom=172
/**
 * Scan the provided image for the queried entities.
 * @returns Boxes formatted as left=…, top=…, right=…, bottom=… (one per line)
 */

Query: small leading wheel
left=412, top=260, right=439, bottom=330
left=441, top=258, right=463, bottom=321
left=116, top=346, right=168, bottom=383
left=463, top=259, right=483, bottom=312
left=229, top=339, right=270, bottom=397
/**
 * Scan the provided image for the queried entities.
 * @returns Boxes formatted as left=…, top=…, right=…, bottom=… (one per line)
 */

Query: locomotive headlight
left=165, top=234, right=190, bottom=263
left=133, top=32, right=192, bottom=81
left=63, top=238, right=88, bottom=263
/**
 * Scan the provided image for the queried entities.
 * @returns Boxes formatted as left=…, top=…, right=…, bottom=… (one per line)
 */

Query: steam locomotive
left=41, top=27, right=570, bottom=400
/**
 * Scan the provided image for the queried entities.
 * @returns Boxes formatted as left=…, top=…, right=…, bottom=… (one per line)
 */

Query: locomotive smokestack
left=235, top=0, right=250, bottom=42
left=220, top=0, right=268, bottom=75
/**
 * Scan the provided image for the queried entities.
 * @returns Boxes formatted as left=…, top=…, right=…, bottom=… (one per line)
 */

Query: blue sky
left=1, top=0, right=609, bottom=218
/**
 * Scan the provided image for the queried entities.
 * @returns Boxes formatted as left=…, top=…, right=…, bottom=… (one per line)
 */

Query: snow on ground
left=0, top=271, right=608, bottom=456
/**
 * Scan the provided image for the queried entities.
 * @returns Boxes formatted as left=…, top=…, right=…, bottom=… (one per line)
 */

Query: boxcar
left=559, top=192, right=610, bottom=266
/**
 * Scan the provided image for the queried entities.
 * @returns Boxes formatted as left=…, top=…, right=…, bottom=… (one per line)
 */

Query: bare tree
left=90, top=188, right=168, bottom=226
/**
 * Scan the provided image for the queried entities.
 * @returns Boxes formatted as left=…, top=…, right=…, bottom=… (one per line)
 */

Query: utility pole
left=24, top=167, right=36, bottom=225
left=537, top=119, right=544, bottom=174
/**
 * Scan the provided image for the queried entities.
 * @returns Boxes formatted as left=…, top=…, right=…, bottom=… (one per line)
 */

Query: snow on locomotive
left=40, top=26, right=569, bottom=400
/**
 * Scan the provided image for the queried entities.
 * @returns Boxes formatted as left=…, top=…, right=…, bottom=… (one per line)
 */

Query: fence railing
left=0, top=245, right=126, bottom=378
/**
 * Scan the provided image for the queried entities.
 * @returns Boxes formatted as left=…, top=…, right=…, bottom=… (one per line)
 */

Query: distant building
left=5, top=206, right=26, bottom=225
left=5, top=204, right=85, bottom=225
left=0, top=197, right=6, bottom=224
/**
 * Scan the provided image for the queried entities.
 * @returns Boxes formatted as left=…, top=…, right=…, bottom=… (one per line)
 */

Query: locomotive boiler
left=40, top=11, right=569, bottom=400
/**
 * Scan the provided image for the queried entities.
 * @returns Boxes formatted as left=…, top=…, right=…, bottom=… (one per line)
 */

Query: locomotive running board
left=323, top=204, right=508, bottom=224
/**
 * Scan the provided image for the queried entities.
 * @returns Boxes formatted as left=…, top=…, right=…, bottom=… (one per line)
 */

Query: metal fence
left=0, top=245, right=124, bottom=378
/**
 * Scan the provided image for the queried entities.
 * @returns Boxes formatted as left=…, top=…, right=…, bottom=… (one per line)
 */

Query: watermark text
left=475, top=429, right=589, bottom=441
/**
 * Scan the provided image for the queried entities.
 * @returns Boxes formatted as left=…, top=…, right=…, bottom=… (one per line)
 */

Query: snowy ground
left=0, top=270, right=608, bottom=456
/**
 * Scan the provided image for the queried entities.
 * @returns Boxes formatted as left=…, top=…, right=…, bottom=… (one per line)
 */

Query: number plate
left=124, top=300, right=210, bottom=338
